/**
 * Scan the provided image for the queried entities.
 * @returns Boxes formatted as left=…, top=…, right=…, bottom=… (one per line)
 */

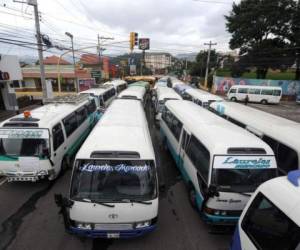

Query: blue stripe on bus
left=230, top=226, right=242, bottom=250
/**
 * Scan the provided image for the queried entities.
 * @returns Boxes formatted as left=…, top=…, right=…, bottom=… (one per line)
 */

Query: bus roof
left=210, top=101, right=300, bottom=152
left=185, top=88, right=224, bottom=102
left=118, top=86, right=146, bottom=100
left=165, top=100, right=274, bottom=155
left=157, top=87, right=182, bottom=101
left=0, top=97, right=92, bottom=129
left=230, top=85, right=282, bottom=90
left=258, top=174, right=300, bottom=226
left=76, top=99, right=155, bottom=160
left=80, top=85, right=114, bottom=96
left=104, top=79, right=127, bottom=88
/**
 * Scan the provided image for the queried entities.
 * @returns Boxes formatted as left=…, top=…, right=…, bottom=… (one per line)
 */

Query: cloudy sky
left=0, top=0, right=239, bottom=59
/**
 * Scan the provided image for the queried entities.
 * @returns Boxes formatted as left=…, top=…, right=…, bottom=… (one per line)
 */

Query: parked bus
left=118, top=86, right=147, bottom=105
left=231, top=170, right=300, bottom=250
left=154, top=87, right=182, bottom=120
left=0, top=95, right=97, bottom=182
left=160, top=100, right=277, bottom=225
left=80, top=84, right=116, bottom=109
left=173, top=84, right=193, bottom=100
left=210, top=101, right=300, bottom=175
left=104, top=80, right=127, bottom=94
left=55, top=98, right=158, bottom=238
left=185, top=88, right=223, bottom=108
left=227, top=85, right=282, bottom=104
left=129, top=81, right=150, bottom=91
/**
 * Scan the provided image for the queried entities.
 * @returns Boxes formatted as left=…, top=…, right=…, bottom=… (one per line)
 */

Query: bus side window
left=76, top=107, right=88, bottom=126
left=52, top=123, right=65, bottom=151
left=87, top=99, right=96, bottom=114
left=277, top=143, right=298, bottom=174
left=273, top=89, right=281, bottom=96
left=227, top=117, right=246, bottom=128
left=241, top=192, right=299, bottom=250
left=186, top=135, right=210, bottom=182
left=181, top=130, right=190, bottom=151
left=63, top=113, right=78, bottom=137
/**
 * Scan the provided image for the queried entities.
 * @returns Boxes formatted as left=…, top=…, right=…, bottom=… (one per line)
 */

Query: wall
left=212, top=76, right=300, bottom=97
left=1, top=82, right=18, bottom=111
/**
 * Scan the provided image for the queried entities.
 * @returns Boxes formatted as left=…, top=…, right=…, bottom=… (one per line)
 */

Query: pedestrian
left=244, top=94, right=249, bottom=105
left=167, top=77, right=172, bottom=88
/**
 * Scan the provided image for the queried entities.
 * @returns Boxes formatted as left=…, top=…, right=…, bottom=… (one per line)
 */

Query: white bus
left=160, top=100, right=277, bottom=225
left=80, top=84, right=116, bottom=109
left=118, top=86, right=147, bottom=105
left=55, top=98, right=158, bottom=239
left=210, top=101, right=300, bottom=175
left=185, top=88, right=223, bottom=108
left=0, top=95, right=98, bottom=182
left=230, top=170, right=300, bottom=250
left=155, top=87, right=182, bottom=120
left=104, top=80, right=127, bottom=94
left=227, top=85, right=282, bottom=104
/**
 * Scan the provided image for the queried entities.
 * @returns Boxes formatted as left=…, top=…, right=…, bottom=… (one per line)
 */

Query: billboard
left=138, top=38, right=150, bottom=50
left=78, top=78, right=95, bottom=91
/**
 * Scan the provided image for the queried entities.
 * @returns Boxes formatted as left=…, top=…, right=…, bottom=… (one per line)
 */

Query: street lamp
left=65, top=32, right=79, bottom=92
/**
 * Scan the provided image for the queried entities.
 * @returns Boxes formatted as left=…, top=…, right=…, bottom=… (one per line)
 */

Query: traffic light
left=129, top=32, right=138, bottom=51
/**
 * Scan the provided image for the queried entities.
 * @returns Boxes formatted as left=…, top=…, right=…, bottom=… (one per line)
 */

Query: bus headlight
left=204, top=206, right=227, bottom=216
left=135, top=220, right=150, bottom=229
left=75, top=222, right=92, bottom=230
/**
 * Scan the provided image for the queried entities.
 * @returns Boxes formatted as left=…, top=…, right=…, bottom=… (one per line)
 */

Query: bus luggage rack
left=44, top=94, right=89, bottom=104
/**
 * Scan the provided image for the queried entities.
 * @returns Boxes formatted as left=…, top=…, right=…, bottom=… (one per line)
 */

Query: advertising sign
left=138, top=38, right=150, bottom=50
left=213, top=155, right=276, bottom=169
left=78, top=78, right=95, bottom=91
left=130, top=65, right=137, bottom=75
left=0, top=55, right=22, bottom=81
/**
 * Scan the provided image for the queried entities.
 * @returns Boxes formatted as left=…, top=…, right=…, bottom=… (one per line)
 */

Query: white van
left=80, top=84, right=116, bottom=109
left=160, top=100, right=277, bottom=225
left=155, top=87, right=182, bottom=120
left=118, top=86, right=146, bottom=105
left=104, top=80, right=127, bottom=94
left=55, top=99, right=158, bottom=238
left=0, top=95, right=97, bottom=182
left=210, top=101, right=300, bottom=175
left=227, top=85, right=282, bottom=104
left=185, top=88, right=223, bottom=108
left=230, top=170, right=300, bottom=250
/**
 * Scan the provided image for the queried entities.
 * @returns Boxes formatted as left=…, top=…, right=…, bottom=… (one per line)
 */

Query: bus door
left=178, top=129, right=190, bottom=182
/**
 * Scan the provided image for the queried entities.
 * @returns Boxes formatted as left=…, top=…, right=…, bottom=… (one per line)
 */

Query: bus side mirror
left=207, top=185, right=219, bottom=198
left=54, top=194, right=74, bottom=208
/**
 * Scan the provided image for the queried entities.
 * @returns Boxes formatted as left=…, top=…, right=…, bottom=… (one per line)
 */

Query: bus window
left=229, top=88, right=237, bottom=94
left=227, top=117, right=246, bottom=128
left=63, top=113, right=78, bottom=137
left=238, top=88, right=248, bottom=94
left=76, top=107, right=88, bottom=126
left=162, top=108, right=182, bottom=141
left=249, top=88, right=260, bottom=94
left=261, top=89, right=273, bottom=95
left=186, top=135, right=210, bottom=182
left=52, top=123, right=64, bottom=151
left=86, top=99, right=96, bottom=114
left=277, top=143, right=298, bottom=174
left=241, top=192, right=300, bottom=250
left=273, top=89, right=281, bottom=96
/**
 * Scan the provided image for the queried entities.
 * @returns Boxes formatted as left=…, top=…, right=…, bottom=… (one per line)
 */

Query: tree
left=225, top=0, right=295, bottom=79
left=190, top=50, right=219, bottom=77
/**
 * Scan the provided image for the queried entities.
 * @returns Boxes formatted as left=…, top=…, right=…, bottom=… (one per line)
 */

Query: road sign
left=138, top=38, right=150, bottom=50
left=91, top=70, right=101, bottom=78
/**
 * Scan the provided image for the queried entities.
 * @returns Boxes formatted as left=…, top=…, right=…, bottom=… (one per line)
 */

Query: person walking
left=244, top=94, right=249, bottom=105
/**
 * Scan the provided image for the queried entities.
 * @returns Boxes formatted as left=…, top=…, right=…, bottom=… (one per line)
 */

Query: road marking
left=0, top=177, right=7, bottom=186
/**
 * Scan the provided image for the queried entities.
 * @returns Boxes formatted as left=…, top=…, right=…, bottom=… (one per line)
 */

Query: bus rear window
left=242, top=192, right=300, bottom=250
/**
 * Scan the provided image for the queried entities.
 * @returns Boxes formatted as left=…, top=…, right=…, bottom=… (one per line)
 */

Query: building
left=145, top=52, right=172, bottom=74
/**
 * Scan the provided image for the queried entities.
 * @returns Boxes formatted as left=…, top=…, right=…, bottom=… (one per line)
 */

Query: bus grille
left=94, top=223, right=133, bottom=230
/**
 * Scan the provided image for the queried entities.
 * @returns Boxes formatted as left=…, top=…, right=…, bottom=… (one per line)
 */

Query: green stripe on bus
left=66, top=126, right=92, bottom=157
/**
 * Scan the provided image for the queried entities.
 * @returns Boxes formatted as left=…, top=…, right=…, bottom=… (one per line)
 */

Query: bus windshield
left=70, top=159, right=157, bottom=202
left=0, top=129, right=50, bottom=157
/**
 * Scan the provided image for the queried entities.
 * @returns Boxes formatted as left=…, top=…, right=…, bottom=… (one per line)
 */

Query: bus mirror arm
left=54, top=194, right=73, bottom=230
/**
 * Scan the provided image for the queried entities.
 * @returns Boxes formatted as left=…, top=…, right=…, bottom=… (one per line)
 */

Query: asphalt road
left=0, top=100, right=232, bottom=250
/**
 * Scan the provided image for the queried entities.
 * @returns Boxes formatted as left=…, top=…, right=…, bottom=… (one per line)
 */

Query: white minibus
left=210, top=101, right=300, bottom=175
left=227, top=85, right=282, bottom=104
left=118, top=86, right=146, bottom=105
left=230, top=170, right=300, bottom=250
left=80, top=84, right=116, bottom=109
left=155, top=87, right=182, bottom=121
left=185, top=88, right=223, bottom=108
left=55, top=99, right=158, bottom=238
left=0, top=95, right=98, bottom=182
left=160, top=100, right=277, bottom=225
left=104, top=80, right=127, bottom=94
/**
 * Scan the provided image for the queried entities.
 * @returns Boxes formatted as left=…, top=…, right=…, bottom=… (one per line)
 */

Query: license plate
left=107, top=233, right=120, bottom=238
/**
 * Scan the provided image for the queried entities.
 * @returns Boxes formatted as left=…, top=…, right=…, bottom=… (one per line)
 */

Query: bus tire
left=230, top=97, right=237, bottom=102
left=188, top=187, right=197, bottom=209
left=261, top=99, right=268, bottom=105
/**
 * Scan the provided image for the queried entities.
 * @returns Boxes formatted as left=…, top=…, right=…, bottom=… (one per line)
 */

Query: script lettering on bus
left=79, top=164, right=150, bottom=173
left=0, top=130, right=44, bottom=139
left=223, top=157, right=271, bottom=169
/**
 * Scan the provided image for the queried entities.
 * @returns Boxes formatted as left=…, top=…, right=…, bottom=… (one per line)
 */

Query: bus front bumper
left=202, top=212, right=240, bottom=226
left=68, top=224, right=157, bottom=239
left=2, top=169, right=55, bottom=182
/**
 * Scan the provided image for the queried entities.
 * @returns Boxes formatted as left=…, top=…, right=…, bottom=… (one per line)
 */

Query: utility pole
left=65, top=32, right=78, bottom=92
left=204, top=41, right=217, bottom=89
left=97, top=35, right=113, bottom=81
left=14, top=0, right=48, bottom=99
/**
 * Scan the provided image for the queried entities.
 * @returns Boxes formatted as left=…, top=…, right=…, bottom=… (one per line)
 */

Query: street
left=0, top=102, right=231, bottom=250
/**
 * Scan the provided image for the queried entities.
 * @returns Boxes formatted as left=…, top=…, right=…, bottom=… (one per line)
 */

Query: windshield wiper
left=118, top=198, right=152, bottom=205
left=82, top=198, right=115, bottom=208
left=227, top=189, right=252, bottom=197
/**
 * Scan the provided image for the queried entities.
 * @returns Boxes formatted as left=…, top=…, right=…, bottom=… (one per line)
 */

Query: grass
left=216, top=70, right=296, bottom=80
